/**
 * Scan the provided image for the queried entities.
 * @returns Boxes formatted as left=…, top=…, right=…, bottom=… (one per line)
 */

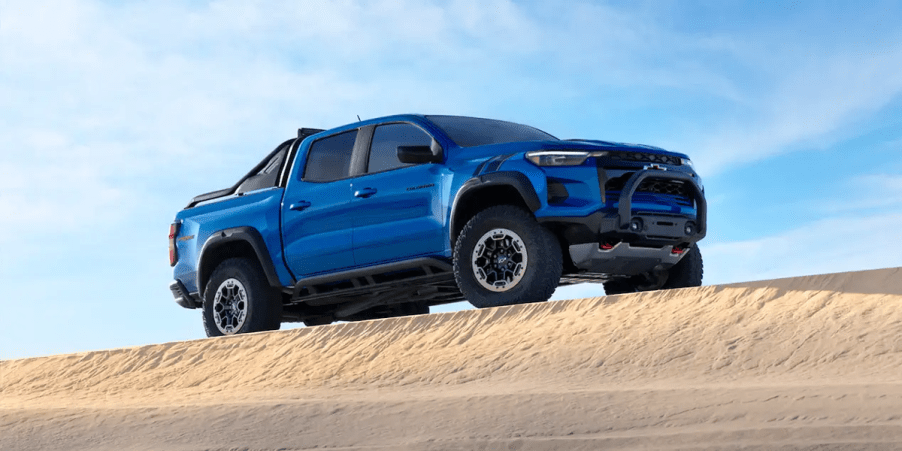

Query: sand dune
left=3, top=267, right=902, bottom=450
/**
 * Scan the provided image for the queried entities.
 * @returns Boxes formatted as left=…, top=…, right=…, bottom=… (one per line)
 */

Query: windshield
left=426, top=115, right=557, bottom=147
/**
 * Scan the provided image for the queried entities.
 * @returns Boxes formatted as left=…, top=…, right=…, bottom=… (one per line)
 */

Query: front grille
left=606, top=151, right=682, bottom=166
left=605, top=174, right=694, bottom=207
left=637, top=179, right=688, bottom=196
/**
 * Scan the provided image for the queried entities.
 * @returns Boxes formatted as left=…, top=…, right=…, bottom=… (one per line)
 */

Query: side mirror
left=398, top=142, right=442, bottom=164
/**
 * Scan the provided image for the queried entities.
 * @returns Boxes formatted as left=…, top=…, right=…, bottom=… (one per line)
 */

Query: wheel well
left=198, top=240, right=260, bottom=296
left=451, top=185, right=531, bottom=246
left=542, top=222, right=579, bottom=274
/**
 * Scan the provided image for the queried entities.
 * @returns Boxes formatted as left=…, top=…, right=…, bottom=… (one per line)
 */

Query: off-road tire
left=203, top=258, right=282, bottom=337
left=602, top=246, right=703, bottom=295
left=661, top=245, right=703, bottom=289
left=454, top=205, right=562, bottom=308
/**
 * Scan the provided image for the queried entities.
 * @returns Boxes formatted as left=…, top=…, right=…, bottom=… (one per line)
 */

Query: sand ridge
left=2, top=267, right=902, bottom=450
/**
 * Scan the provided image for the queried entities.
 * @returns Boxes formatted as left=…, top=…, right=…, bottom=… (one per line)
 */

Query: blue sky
left=1, top=1, right=901, bottom=359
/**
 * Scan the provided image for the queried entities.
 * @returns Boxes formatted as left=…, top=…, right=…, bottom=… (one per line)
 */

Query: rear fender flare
left=196, top=227, right=283, bottom=294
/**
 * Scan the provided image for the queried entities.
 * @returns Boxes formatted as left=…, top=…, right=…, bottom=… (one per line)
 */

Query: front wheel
left=202, top=258, right=282, bottom=337
left=454, top=205, right=562, bottom=308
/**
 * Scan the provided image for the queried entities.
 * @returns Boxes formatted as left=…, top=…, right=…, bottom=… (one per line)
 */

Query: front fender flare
left=449, top=171, right=543, bottom=245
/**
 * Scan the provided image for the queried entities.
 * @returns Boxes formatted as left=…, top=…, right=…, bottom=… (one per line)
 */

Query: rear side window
left=261, top=149, right=286, bottom=176
left=236, top=148, right=286, bottom=193
left=303, top=130, right=356, bottom=182
left=367, top=123, right=433, bottom=173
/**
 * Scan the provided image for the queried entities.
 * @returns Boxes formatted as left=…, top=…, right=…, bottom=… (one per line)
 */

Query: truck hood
left=449, top=139, right=691, bottom=165
left=561, top=139, right=690, bottom=160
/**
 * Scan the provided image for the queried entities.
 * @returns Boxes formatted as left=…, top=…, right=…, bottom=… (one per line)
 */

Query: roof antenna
left=357, top=114, right=361, bottom=122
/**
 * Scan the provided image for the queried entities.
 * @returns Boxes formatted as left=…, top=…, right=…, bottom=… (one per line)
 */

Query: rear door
left=281, top=129, right=358, bottom=278
left=351, top=122, right=445, bottom=266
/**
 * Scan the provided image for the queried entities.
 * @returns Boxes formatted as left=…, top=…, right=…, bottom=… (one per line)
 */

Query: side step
left=289, top=258, right=462, bottom=308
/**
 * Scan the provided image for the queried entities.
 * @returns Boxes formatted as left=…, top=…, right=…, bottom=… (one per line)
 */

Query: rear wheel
left=203, top=258, right=282, bottom=337
left=454, top=206, right=562, bottom=308
left=603, top=246, right=703, bottom=295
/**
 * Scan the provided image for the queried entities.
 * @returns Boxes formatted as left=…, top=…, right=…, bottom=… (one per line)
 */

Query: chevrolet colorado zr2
left=168, top=114, right=706, bottom=336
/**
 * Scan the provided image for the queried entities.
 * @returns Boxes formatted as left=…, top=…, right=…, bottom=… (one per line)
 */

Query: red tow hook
left=600, top=241, right=617, bottom=250
left=671, top=246, right=686, bottom=255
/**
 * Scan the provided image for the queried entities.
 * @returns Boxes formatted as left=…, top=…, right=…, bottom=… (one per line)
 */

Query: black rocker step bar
left=289, top=257, right=460, bottom=306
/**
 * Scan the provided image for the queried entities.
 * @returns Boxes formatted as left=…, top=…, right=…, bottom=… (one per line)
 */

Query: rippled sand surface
left=3, top=267, right=901, bottom=450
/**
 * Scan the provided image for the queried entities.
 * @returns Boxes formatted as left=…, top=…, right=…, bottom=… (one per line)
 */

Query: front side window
left=367, top=123, right=433, bottom=173
left=303, top=130, right=356, bottom=182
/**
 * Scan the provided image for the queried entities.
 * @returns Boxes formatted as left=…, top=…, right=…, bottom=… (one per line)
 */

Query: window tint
left=427, top=115, right=557, bottom=147
left=260, top=149, right=285, bottom=176
left=368, top=123, right=433, bottom=173
left=303, top=130, right=356, bottom=182
left=237, top=144, right=289, bottom=193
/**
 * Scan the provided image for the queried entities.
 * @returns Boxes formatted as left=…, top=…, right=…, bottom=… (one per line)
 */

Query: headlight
left=680, top=158, right=694, bottom=168
left=526, top=151, right=590, bottom=167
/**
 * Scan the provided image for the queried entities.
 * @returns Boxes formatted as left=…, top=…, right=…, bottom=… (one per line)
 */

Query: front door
left=351, top=123, right=444, bottom=266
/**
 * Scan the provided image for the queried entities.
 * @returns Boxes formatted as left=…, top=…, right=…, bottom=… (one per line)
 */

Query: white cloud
left=677, top=36, right=902, bottom=175
left=703, top=212, right=902, bottom=285
left=809, top=173, right=902, bottom=215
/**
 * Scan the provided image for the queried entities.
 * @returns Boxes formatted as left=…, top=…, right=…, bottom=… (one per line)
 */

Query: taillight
left=169, top=222, right=180, bottom=266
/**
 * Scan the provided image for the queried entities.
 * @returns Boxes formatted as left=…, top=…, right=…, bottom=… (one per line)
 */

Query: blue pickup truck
left=169, top=114, right=706, bottom=336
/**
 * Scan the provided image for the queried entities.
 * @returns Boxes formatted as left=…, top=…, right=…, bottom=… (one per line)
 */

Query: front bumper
left=541, top=168, right=706, bottom=275
left=170, top=280, right=201, bottom=309
left=613, top=169, right=706, bottom=239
